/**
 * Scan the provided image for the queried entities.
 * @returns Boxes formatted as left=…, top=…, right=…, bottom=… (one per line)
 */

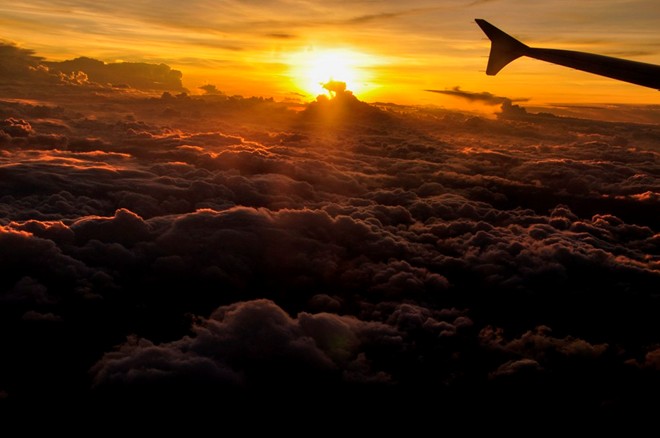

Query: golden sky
left=1, top=0, right=659, bottom=107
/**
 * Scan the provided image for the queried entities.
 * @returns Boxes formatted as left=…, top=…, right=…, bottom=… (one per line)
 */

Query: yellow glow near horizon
left=288, top=48, right=379, bottom=98
left=1, top=1, right=659, bottom=111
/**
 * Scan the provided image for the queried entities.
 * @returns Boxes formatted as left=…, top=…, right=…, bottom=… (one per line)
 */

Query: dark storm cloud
left=1, top=71, right=659, bottom=409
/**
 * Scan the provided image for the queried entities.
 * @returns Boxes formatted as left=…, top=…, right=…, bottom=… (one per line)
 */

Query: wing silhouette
left=475, top=19, right=660, bottom=90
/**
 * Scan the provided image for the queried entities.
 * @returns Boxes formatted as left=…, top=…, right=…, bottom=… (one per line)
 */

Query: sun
left=289, top=48, right=375, bottom=98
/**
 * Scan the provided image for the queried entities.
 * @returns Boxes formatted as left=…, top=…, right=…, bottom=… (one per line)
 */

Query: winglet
left=475, top=19, right=529, bottom=75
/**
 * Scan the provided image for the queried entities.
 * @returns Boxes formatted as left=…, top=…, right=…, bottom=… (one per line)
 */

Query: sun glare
left=289, top=48, right=377, bottom=98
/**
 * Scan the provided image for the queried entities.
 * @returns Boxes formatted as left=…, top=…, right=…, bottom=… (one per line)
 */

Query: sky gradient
left=1, top=0, right=659, bottom=107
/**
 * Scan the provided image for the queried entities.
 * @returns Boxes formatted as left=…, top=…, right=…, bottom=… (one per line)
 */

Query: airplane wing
left=475, top=19, right=660, bottom=90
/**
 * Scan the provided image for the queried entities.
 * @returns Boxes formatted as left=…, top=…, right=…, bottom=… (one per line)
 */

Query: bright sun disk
left=289, top=48, right=375, bottom=98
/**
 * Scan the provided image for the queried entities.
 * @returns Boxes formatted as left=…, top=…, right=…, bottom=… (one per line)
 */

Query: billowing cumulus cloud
left=91, top=299, right=402, bottom=388
left=0, top=55, right=659, bottom=412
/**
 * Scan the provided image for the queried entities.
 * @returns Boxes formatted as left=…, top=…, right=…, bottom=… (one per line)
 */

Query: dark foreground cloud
left=91, top=299, right=401, bottom=387
left=0, top=65, right=659, bottom=415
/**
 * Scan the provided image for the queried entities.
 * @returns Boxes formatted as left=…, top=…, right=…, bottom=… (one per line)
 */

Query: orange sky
left=1, top=0, right=659, bottom=108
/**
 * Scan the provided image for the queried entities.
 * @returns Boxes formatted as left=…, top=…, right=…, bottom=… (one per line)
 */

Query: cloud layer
left=0, top=76, right=659, bottom=413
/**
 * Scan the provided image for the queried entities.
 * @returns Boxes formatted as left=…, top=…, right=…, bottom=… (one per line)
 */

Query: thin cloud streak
left=426, top=86, right=529, bottom=105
